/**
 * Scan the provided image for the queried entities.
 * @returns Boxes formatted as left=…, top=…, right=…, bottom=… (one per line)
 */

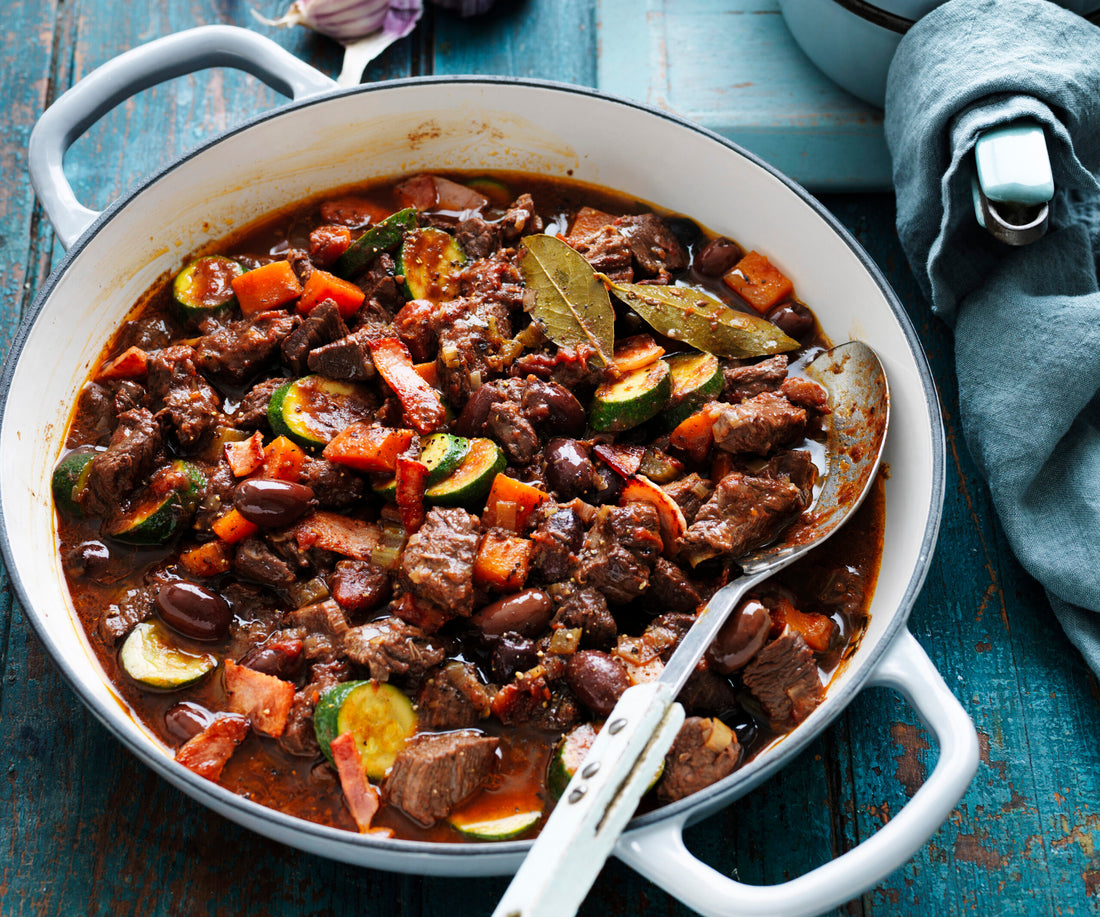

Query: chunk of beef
left=234, top=377, right=289, bottom=429
left=677, top=471, right=804, bottom=565
left=98, top=581, right=157, bottom=645
left=646, top=557, right=704, bottom=614
left=743, top=631, right=824, bottom=725
left=342, top=616, right=446, bottom=682
left=80, top=407, right=163, bottom=516
left=656, top=716, right=741, bottom=803
left=279, top=689, right=322, bottom=758
left=511, top=345, right=603, bottom=391
left=678, top=669, right=737, bottom=715
left=355, top=253, right=405, bottom=322
left=723, top=355, right=789, bottom=403
left=761, top=449, right=816, bottom=511
left=456, top=377, right=584, bottom=445
left=661, top=474, right=714, bottom=527
left=644, top=612, right=697, bottom=661
left=489, top=398, right=540, bottom=464
left=146, top=343, right=221, bottom=449
left=530, top=503, right=586, bottom=582
left=287, top=598, right=350, bottom=660
left=575, top=503, right=663, bottom=604
left=383, top=731, right=499, bottom=826
left=436, top=316, right=504, bottom=408
left=617, top=213, right=689, bottom=278
left=281, top=299, right=349, bottom=375
left=298, top=457, right=364, bottom=507
left=115, top=315, right=173, bottom=353
left=193, top=462, right=235, bottom=535
left=570, top=225, right=633, bottom=282
left=416, top=661, right=492, bottom=730
left=234, top=536, right=297, bottom=588
left=712, top=392, right=806, bottom=456
left=194, top=312, right=299, bottom=384
left=331, top=559, right=391, bottom=618
left=454, top=213, right=500, bottom=260
left=284, top=248, right=314, bottom=286
left=780, top=375, right=829, bottom=413
left=551, top=587, right=617, bottom=650
left=399, top=507, right=480, bottom=615
left=498, top=193, right=543, bottom=245
left=307, top=327, right=378, bottom=381
left=491, top=667, right=582, bottom=732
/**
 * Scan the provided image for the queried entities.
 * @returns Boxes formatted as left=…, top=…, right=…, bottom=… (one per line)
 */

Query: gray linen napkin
left=885, top=0, right=1100, bottom=673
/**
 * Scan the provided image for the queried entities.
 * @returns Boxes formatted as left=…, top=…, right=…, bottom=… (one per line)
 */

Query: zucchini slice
left=661, top=352, right=723, bottom=429
left=547, top=721, right=600, bottom=799
left=448, top=806, right=543, bottom=841
left=313, top=680, right=417, bottom=779
left=465, top=176, right=513, bottom=207
left=51, top=447, right=97, bottom=516
left=119, top=621, right=217, bottom=690
left=268, top=375, right=377, bottom=451
left=590, top=359, right=672, bottom=432
left=419, top=433, right=470, bottom=485
left=172, top=255, right=243, bottom=320
left=333, top=207, right=418, bottom=279
left=104, top=461, right=206, bottom=546
left=425, top=437, right=505, bottom=507
left=397, top=227, right=467, bottom=302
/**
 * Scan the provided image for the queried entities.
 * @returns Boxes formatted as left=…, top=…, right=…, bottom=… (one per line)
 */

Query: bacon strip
left=330, top=732, right=393, bottom=836
left=174, top=714, right=249, bottom=781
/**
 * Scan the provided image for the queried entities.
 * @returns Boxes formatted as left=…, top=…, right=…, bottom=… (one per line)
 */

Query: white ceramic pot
left=6, top=26, right=978, bottom=917
left=779, top=0, right=1100, bottom=108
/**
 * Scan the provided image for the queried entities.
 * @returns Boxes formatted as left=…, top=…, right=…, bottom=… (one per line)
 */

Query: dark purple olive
left=522, top=380, right=586, bottom=437
left=164, top=701, right=215, bottom=742
left=473, top=589, right=554, bottom=637
left=155, top=581, right=232, bottom=642
left=592, top=463, right=625, bottom=505
left=491, top=633, right=540, bottom=683
left=544, top=438, right=596, bottom=499
left=766, top=301, right=814, bottom=340
left=238, top=637, right=304, bottom=679
left=233, top=479, right=314, bottom=527
left=693, top=237, right=744, bottom=277
left=665, top=216, right=702, bottom=248
left=454, top=384, right=499, bottom=436
left=566, top=650, right=631, bottom=717
left=62, top=540, right=111, bottom=580
left=706, top=599, right=772, bottom=673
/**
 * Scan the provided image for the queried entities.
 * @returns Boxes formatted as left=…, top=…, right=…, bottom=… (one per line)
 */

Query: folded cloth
left=885, top=0, right=1100, bottom=673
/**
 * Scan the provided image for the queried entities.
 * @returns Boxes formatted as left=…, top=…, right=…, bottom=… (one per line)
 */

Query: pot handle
left=614, top=629, right=979, bottom=917
left=28, top=25, right=337, bottom=250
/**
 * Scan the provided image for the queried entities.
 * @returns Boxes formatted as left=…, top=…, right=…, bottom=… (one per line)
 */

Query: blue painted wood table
left=3, top=2, right=1099, bottom=915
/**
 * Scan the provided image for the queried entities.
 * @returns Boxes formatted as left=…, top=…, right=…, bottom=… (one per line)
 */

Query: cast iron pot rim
left=2, top=73, right=945, bottom=860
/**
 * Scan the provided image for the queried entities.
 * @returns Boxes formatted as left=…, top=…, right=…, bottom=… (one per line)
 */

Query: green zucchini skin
left=313, top=680, right=417, bottom=779
left=424, top=437, right=505, bottom=506
left=419, top=433, right=470, bottom=485
left=104, top=461, right=207, bottom=546
left=51, top=448, right=97, bottom=517
left=589, top=360, right=673, bottom=432
left=447, top=807, right=543, bottom=841
left=397, top=227, right=467, bottom=301
left=332, top=208, right=418, bottom=279
left=172, top=255, right=243, bottom=320
left=660, top=352, right=723, bottom=430
left=118, top=621, right=217, bottom=689
left=267, top=375, right=377, bottom=451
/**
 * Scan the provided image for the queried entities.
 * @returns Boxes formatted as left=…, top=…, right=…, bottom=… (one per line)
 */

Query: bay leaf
left=520, top=234, right=614, bottom=365
left=601, top=278, right=799, bottom=359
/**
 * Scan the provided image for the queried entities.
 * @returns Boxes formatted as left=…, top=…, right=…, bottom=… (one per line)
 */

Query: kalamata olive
left=766, top=301, right=814, bottom=340
left=62, top=540, right=111, bottom=580
left=665, top=216, right=702, bottom=248
left=592, top=463, right=625, bottom=505
left=706, top=599, right=772, bottom=673
left=566, top=650, right=631, bottom=717
left=233, top=479, right=314, bottom=527
left=472, top=589, right=554, bottom=637
left=693, top=237, right=744, bottom=277
left=543, top=438, right=596, bottom=499
left=522, top=380, right=586, bottom=437
left=164, top=701, right=215, bottom=742
left=237, top=637, right=304, bottom=679
left=454, top=384, right=499, bottom=436
left=155, top=581, right=232, bottom=642
left=491, top=633, right=540, bottom=683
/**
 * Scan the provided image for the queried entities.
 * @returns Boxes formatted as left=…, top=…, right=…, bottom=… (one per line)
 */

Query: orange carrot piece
left=225, top=431, right=266, bottom=477
left=473, top=531, right=532, bottom=591
left=231, top=260, right=303, bottom=316
left=297, top=268, right=366, bottom=319
left=322, top=423, right=415, bottom=473
left=481, top=474, right=550, bottom=533
left=723, top=250, right=794, bottom=315
left=776, top=599, right=837, bottom=654
left=669, top=403, right=721, bottom=463
left=261, top=435, right=306, bottom=482
left=413, top=361, right=440, bottom=388
left=98, top=345, right=148, bottom=380
left=178, top=540, right=233, bottom=578
left=611, top=335, right=665, bottom=373
left=369, top=337, right=447, bottom=435
left=211, top=507, right=259, bottom=544
left=395, top=455, right=429, bottom=534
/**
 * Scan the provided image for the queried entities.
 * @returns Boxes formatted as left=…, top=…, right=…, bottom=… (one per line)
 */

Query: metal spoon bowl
left=493, top=340, right=890, bottom=917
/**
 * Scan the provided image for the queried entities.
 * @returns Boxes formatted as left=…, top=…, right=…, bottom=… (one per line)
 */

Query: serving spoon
left=492, top=340, right=890, bottom=917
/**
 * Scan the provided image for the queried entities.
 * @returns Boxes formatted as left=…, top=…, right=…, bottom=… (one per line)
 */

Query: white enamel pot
left=6, top=26, right=978, bottom=917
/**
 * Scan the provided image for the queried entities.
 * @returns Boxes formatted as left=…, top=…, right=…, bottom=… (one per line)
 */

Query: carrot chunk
left=261, top=435, right=306, bottom=482
left=178, top=540, right=233, bottom=578
left=211, top=507, right=259, bottom=544
left=668, top=403, right=721, bottom=463
left=481, top=474, right=550, bottom=533
left=322, top=424, right=415, bottom=473
left=231, top=260, right=303, bottom=315
left=474, top=531, right=532, bottom=591
left=723, top=250, right=794, bottom=315
left=98, top=345, right=147, bottom=380
left=297, top=268, right=366, bottom=319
